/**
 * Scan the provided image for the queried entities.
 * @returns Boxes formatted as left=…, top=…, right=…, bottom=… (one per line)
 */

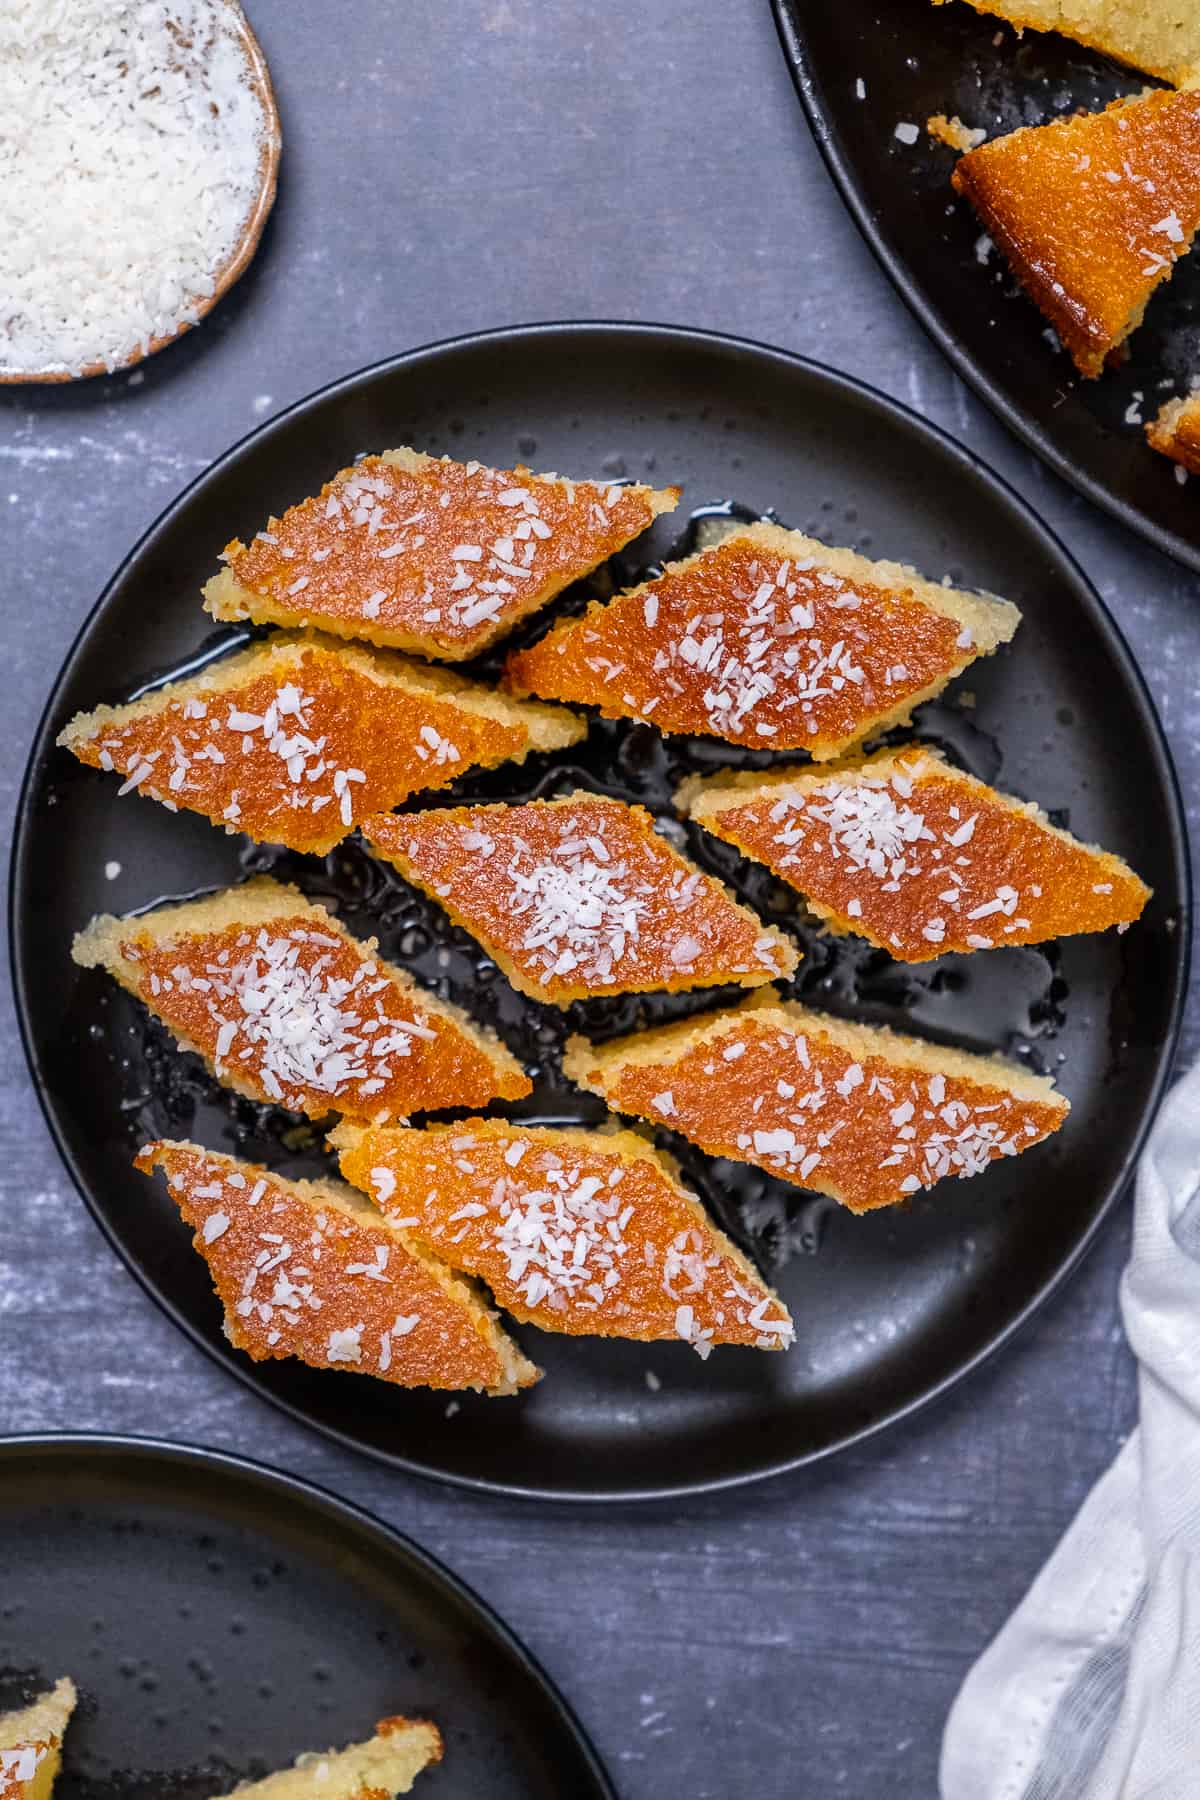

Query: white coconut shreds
left=0, top=1, right=270, bottom=377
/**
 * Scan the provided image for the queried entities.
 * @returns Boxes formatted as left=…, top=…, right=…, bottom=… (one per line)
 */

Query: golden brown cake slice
left=136, top=1140, right=540, bottom=1395
left=73, top=877, right=529, bottom=1121
left=565, top=996, right=1069, bottom=1213
left=330, top=1117, right=794, bottom=1357
left=57, top=632, right=585, bottom=855
left=932, top=0, right=1200, bottom=87
left=360, top=793, right=797, bottom=1006
left=952, top=89, right=1200, bottom=379
left=208, top=1713, right=441, bottom=1797
left=504, top=523, right=1020, bottom=754
left=0, top=1680, right=76, bottom=1800
left=680, top=745, right=1150, bottom=962
left=203, top=447, right=679, bottom=661
left=1147, top=387, right=1200, bottom=473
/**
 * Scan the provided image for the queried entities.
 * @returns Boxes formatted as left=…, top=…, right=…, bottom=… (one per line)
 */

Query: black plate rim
left=11, top=318, right=1192, bottom=1502
left=769, top=0, right=1200, bottom=576
left=0, top=1427, right=617, bottom=1797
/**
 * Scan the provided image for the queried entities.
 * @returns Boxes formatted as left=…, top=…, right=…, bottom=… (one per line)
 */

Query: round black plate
left=0, top=1433, right=613, bottom=1797
left=772, top=0, right=1200, bottom=572
left=11, top=323, right=1190, bottom=1500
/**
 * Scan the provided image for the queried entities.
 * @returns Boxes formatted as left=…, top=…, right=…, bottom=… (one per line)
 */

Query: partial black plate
left=773, top=0, right=1200, bottom=572
left=0, top=1433, right=613, bottom=1797
left=11, top=322, right=1190, bottom=1500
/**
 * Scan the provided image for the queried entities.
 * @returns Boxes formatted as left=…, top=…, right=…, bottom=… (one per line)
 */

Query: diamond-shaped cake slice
left=932, top=0, right=1200, bottom=89
left=73, top=877, right=530, bottom=1121
left=1147, top=387, right=1200, bottom=476
left=953, top=88, right=1200, bottom=378
left=136, top=1140, right=540, bottom=1395
left=209, top=1713, right=443, bottom=1798
left=565, top=996, right=1068, bottom=1213
left=203, top=447, right=679, bottom=661
left=360, top=793, right=798, bottom=1006
left=57, top=632, right=585, bottom=854
left=0, top=1681, right=76, bottom=1800
left=504, top=524, right=1019, bottom=754
left=330, top=1117, right=794, bottom=1358
left=680, top=745, right=1150, bottom=962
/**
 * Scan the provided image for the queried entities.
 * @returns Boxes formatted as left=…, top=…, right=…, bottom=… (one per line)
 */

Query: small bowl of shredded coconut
left=0, top=0, right=280, bottom=382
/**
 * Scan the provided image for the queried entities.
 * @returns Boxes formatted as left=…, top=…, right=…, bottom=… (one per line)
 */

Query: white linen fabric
left=941, top=1060, right=1200, bottom=1800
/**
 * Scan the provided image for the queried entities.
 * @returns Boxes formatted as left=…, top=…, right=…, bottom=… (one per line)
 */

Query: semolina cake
left=564, top=995, right=1069, bottom=1213
left=360, top=793, right=798, bottom=1005
left=952, top=89, right=1200, bottom=378
left=679, top=744, right=1149, bottom=961
left=73, top=877, right=530, bottom=1121
left=931, top=0, right=1200, bottom=87
left=0, top=1681, right=76, bottom=1800
left=1146, top=387, right=1200, bottom=472
left=504, top=523, right=1020, bottom=755
left=136, top=1140, right=540, bottom=1395
left=203, top=447, right=680, bottom=661
left=330, top=1116, right=794, bottom=1357
left=208, top=1713, right=442, bottom=1797
left=57, top=632, right=585, bottom=855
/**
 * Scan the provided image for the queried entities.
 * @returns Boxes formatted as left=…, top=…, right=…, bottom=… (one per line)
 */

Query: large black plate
left=773, top=0, right=1200, bottom=572
left=11, top=323, right=1190, bottom=1500
left=0, top=1433, right=613, bottom=1797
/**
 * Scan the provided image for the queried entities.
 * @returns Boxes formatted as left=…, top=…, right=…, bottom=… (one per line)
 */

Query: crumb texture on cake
left=73, top=877, right=530, bottom=1121
left=0, top=1679, right=76, bottom=1800
left=57, top=632, right=585, bottom=854
left=565, top=996, right=1069, bottom=1213
left=208, top=1712, right=443, bottom=1798
left=1147, top=388, right=1200, bottom=472
left=202, top=447, right=679, bottom=661
left=680, top=744, right=1150, bottom=961
left=331, top=1116, right=794, bottom=1356
left=136, top=1139, right=540, bottom=1395
left=504, top=523, right=1019, bottom=755
left=952, top=89, right=1200, bottom=378
left=933, top=0, right=1200, bottom=86
left=360, top=792, right=797, bottom=1005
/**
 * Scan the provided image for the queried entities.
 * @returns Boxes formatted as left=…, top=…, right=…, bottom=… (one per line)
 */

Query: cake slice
left=57, top=632, right=585, bottom=854
left=330, top=1117, right=794, bottom=1357
left=0, top=1680, right=76, bottom=1800
left=679, top=745, right=1149, bottom=961
left=932, top=0, right=1200, bottom=87
left=203, top=447, right=679, bottom=661
left=136, top=1140, right=540, bottom=1395
left=1147, top=387, right=1200, bottom=473
left=360, top=793, right=797, bottom=1006
left=208, top=1713, right=442, bottom=1797
left=504, top=523, right=1020, bottom=754
left=73, top=877, right=529, bottom=1121
left=565, top=996, right=1069, bottom=1213
left=952, top=89, right=1200, bottom=379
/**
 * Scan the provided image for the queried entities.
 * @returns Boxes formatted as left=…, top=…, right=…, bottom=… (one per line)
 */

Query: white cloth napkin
left=941, top=1059, right=1200, bottom=1800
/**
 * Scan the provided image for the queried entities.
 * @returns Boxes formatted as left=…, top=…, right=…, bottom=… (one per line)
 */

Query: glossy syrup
left=120, top=502, right=1068, bottom=1274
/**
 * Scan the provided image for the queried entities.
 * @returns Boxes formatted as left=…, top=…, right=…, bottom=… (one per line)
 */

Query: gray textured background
left=3, top=3, right=1199, bottom=1796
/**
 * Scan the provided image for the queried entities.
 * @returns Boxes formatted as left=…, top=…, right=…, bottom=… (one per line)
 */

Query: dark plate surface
left=772, top=0, right=1200, bottom=572
left=11, top=322, right=1190, bottom=1500
left=0, top=1433, right=613, bottom=1797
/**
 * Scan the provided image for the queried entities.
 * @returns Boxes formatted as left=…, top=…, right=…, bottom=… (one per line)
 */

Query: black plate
left=772, top=0, right=1200, bottom=572
left=0, top=1433, right=613, bottom=1797
left=11, top=322, right=1190, bottom=1500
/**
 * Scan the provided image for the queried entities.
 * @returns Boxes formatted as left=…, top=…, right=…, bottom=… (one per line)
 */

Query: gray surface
left=2, top=3, right=1198, bottom=1796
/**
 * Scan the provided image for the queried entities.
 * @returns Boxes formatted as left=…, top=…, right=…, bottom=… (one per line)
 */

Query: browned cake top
left=570, top=1007, right=1068, bottom=1212
left=953, top=89, right=1200, bottom=377
left=213, top=451, right=674, bottom=657
left=361, top=793, right=797, bottom=1004
left=504, top=531, right=989, bottom=752
left=1147, top=391, right=1200, bottom=475
left=334, top=1119, right=794, bottom=1354
left=115, top=909, right=528, bottom=1118
left=0, top=1741, right=52, bottom=1797
left=60, top=637, right=560, bottom=855
left=136, top=1140, right=531, bottom=1391
left=687, top=747, right=1149, bottom=961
